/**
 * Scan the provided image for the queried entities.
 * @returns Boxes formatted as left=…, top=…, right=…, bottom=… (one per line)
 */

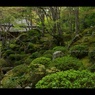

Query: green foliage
left=87, top=64, right=95, bottom=72
left=42, top=50, right=54, bottom=59
left=12, top=64, right=28, bottom=76
left=1, top=64, right=30, bottom=88
left=82, top=28, right=93, bottom=36
left=41, top=40, right=53, bottom=50
left=15, top=33, right=28, bottom=42
left=13, top=60, right=23, bottom=66
left=31, top=51, right=41, bottom=59
left=0, top=58, right=8, bottom=67
left=26, top=43, right=41, bottom=53
left=28, top=29, right=41, bottom=37
left=70, top=45, right=88, bottom=58
left=27, top=42, right=34, bottom=49
left=50, top=56, right=84, bottom=71
left=1, top=77, right=19, bottom=88
left=42, top=54, right=52, bottom=59
left=8, top=54, right=26, bottom=61
left=9, top=44, right=19, bottom=50
left=43, top=50, right=54, bottom=55
left=88, top=49, right=95, bottom=64
left=63, top=34, right=72, bottom=41
left=83, top=13, right=95, bottom=28
left=46, top=67, right=60, bottom=74
left=29, top=57, right=51, bottom=68
left=27, top=29, right=41, bottom=43
left=2, top=49, right=14, bottom=58
left=53, top=46, right=67, bottom=54
left=36, top=69, right=95, bottom=88
left=24, top=57, right=33, bottom=65
left=28, top=63, right=46, bottom=88
left=53, top=34, right=65, bottom=46
left=24, top=52, right=41, bottom=65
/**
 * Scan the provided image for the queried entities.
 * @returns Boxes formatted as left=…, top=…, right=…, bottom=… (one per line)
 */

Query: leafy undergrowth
left=81, top=56, right=91, bottom=68
left=1, top=28, right=95, bottom=88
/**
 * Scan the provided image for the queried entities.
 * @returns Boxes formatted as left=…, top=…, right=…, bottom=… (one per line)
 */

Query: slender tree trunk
left=68, top=7, right=73, bottom=33
left=75, top=7, right=79, bottom=35
left=68, top=7, right=80, bottom=49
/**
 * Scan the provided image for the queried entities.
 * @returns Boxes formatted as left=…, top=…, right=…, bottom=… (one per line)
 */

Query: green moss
left=50, top=55, right=85, bottom=71
left=28, top=63, right=46, bottom=88
left=1, top=64, right=31, bottom=88
left=70, top=44, right=88, bottom=59
left=53, top=46, right=67, bottom=54
left=81, top=56, right=91, bottom=68
left=46, top=67, right=60, bottom=74
left=0, top=58, right=8, bottom=67
left=29, top=57, right=51, bottom=68
left=12, top=64, right=28, bottom=76
left=88, top=49, right=95, bottom=64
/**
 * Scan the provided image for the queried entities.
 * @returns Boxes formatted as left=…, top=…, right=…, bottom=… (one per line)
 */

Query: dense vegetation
left=0, top=7, right=95, bottom=88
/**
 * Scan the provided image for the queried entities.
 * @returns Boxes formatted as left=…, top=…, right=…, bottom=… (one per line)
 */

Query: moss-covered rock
left=70, top=45, right=88, bottom=59
left=50, top=55, right=85, bottom=71
left=1, top=64, right=30, bottom=88
left=88, top=49, right=95, bottom=64
left=29, top=57, right=51, bottom=68
left=53, top=46, right=68, bottom=54
left=42, top=50, right=54, bottom=59
left=46, top=67, right=60, bottom=74
left=28, top=63, right=46, bottom=88
left=0, top=58, right=8, bottom=68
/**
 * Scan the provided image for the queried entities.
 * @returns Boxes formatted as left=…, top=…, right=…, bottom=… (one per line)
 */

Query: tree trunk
left=75, top=7, right=79, bottom=34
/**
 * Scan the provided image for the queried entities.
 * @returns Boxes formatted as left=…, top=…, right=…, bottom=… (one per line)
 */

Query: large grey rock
left=52, top=51, right=64, bottom=60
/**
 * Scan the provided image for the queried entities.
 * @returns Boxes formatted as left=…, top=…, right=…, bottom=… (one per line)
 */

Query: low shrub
left=63, top=34, right=72, bottom=41
left=31, top=52, right=41, bottom=59
left=46, top=67, right=60, bottom=74
left=12, top=64, right=29, bottom=76
left=87, top=64, right=95, bottom=72
left=9, top=44, right=19, bottom=50
left=29, top=57, right=51, bottom=68
left=70, top=45, right=88, bottom=59
left=42, top=50, right=54, bottom=59
left=42, top=54, right=52, bottom=59
left=50, top=55, right=84, bottom=71
left=8, top=54, right=26, bottom=61
left=1, top=77, right=19, bottom=88
left=24, top=57, right=33, bottom=65
left=28, top=63, right=46, bottom=88
left=2, top=49, right=14, bottom=58
left=0, top=58, right=8, bottom=67
left=36, top=69, right=95, bottom=88
left=1, top=64, right=31, bottom=88
left=53, top=46, right=67, bottom=54
left=88, top=49, right=95, bottom=64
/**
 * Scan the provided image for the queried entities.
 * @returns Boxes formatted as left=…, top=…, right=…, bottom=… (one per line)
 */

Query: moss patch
left=81, top=56, right=91, bottom=68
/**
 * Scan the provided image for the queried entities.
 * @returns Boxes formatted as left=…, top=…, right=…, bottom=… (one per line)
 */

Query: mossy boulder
left=50, top=55, right=85, bottom=71
left=42, top=50, right=54, bottom=59
left=46, top=67, right=60, bottom=74
left=29, top=57, right=51, bottom=68
left=28, top=63, right=46, bottom=88
left=52, top=51, right=64, bottom=60
left=53, top=46, right=67, bottom=54
left=88, top=49, right=95, bottom=64
left=0, top=58, right=8, bottom=67
left=1, top=64, right=30, bottom=88
left=70, top=45, right=88, bottom=59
